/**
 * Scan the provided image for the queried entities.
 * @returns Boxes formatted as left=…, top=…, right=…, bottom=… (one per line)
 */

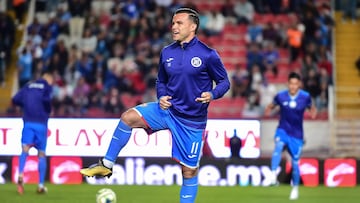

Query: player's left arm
left=43, top=85, right=53, bottom=114
left=204, top=50, right=230, bottom=100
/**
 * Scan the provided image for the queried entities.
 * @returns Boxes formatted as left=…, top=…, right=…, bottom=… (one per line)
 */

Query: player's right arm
left=265, top=93, right=280, bottom=117
left=264, top=103, right=276, bottom=117
left=156, top=51, right=169, bottom=99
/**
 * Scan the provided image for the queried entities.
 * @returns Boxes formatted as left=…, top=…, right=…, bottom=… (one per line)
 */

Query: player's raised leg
left=80, top=109, right=146, bottom=177
left=80, top=119, right=132, bottom=177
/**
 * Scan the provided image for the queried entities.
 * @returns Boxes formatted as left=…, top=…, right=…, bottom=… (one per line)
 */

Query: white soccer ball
left=96, top=188, right=117, bottom=203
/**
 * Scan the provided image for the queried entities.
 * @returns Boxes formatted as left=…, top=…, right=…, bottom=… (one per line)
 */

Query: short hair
left=288, top=72, right=301, bottom=81
left=174, top=7, right=200, bottom=33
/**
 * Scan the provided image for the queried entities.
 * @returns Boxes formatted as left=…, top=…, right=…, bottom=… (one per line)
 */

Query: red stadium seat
left=208, top=97, right=246, bottom=119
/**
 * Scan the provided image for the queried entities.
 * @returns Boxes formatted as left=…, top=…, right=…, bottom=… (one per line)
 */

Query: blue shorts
left=134, top=102, right=205, bottom=168
left=274, top=128, right=304, bottom=160
left=21, top=122, right=48, bottom=153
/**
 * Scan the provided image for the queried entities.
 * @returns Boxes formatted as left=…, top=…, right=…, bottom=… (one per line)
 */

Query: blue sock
left=19, top=151, right=28, bottom=174
left=38, top=156, right=46, bottom=186
left=180, top=176, right=198, bottom=203
left=292, top=159, right=300, bottom=185
left=271, top=141, right=284, bottom=171
left=104, top=120, right=132, bottom=166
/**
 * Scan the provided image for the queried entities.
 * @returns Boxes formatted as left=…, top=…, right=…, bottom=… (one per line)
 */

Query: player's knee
left=120, top=110, right=130, bottom=123
left=22, top=145, right=30, bottom=153
left=274, top=143, right=283, bottom=152
left=38, top=151, right=46, bottom=157
left=292, top=159, right=299, bottom=165
left=121, top=109, right=145, bottom=128
left=291, top=159, right=300, bottom=171
left=275, top=140, right=284, bottom=147
left=182, top=166, right=198, bottom=178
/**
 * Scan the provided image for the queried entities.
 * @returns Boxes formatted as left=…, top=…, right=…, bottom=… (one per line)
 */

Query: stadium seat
left=208, top=97, right=246, bottom=119
left=86, top=107, right=109, bottom=118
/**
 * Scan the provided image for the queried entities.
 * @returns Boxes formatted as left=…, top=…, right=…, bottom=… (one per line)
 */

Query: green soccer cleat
left=80, top=159, right=113, bottom=178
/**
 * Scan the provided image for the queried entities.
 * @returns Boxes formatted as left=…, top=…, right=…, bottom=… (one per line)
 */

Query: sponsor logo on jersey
left=166, top=57, right=173, bottom=67
left=166, top=57, right=174, bottom=62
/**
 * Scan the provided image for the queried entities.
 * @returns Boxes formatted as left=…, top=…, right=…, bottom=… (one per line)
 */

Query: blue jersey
left=273, top=89, right=312, bottom=140
left=12, top=78, right=53, bottom=124
left=157, top=37, right=230, bottom=124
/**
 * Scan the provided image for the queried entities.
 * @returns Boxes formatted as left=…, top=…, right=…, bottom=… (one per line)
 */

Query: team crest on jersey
left=283, top=101, right=297, bottom=108
left=191, top=57, right=202, bottom=67
left=289, top=100, right=297, bottom=108
left=166, top=57, right=174, bottom=67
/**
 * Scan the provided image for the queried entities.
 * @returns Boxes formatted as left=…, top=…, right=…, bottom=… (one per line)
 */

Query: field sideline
left=1, top=183, right=359, bottom=203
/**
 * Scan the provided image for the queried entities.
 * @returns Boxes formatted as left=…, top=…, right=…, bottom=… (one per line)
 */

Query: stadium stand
left=331, top=8, right=360, bottom=157
left=0, top=0, right=333, bottom=120
left=0, top=5, right=19, bottom=112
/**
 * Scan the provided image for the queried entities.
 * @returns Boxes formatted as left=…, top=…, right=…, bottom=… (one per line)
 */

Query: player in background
left=80, top=7, right=230, bottom=203
left=265, top=72, right=317, bottom=200
left=12, top=71, right=54, bottom=194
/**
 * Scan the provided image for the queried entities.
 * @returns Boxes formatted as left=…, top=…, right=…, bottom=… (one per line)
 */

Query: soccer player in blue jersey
left=265, top=72, right=317, bottom=200
left=80, top=7, right=230, bottom=203
left=12, top=71, right=54, bottom=194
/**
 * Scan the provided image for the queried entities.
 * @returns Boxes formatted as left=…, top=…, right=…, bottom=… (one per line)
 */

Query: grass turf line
left=1, top=183, right=360, bottom=203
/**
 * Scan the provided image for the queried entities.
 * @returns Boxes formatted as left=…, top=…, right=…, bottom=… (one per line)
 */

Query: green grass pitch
left=1, top=183, right=360, bottom=203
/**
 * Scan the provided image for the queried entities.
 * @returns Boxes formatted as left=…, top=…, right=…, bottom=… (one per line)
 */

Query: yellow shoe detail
left=80, top=160, right=112, bottom=177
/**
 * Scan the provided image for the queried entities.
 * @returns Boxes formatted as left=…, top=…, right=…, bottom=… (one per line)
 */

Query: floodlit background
left=0, top=0, right=360, bottom=202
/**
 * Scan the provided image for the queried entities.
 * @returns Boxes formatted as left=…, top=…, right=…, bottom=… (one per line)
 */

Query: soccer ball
left=96, top=188, right=117, bottom=203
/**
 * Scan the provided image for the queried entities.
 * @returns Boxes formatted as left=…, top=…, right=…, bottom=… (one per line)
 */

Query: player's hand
left=159, top=96, right=172, bottom=110
left=310, top=106, right=317, bottom=119
left=264, top=104, right=274, bottom=117
left=264, top=107, right=272, bottom=117
left=195, top=92, right=213, bottom=103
